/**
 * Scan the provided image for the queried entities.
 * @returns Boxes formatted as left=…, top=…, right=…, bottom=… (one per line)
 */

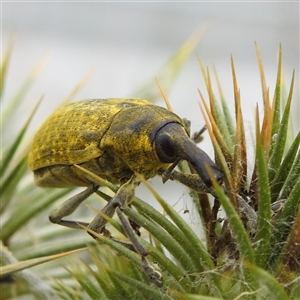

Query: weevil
left=28, top=98, right=223, bottom=286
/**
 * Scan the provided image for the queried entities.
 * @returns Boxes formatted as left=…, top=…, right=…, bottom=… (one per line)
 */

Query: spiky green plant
left=1, top=37, right=299, bottom=300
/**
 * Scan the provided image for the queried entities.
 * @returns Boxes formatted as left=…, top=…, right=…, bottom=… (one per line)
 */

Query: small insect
left=28, top=98, right=223, bottom=286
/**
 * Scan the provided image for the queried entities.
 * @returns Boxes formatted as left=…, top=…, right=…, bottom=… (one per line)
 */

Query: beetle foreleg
left=158, top=169, right=217, bottom=196
left=49, top=184, right=99, bottom=229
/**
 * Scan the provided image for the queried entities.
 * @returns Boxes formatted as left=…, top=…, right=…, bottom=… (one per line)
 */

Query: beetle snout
left=192, top=161, right=224, bottom=187
left=153, top=123, right=223, bottom=188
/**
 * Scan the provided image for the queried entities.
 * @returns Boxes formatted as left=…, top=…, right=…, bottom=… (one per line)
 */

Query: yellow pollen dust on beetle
left=28, top=98, right=223, bottom=287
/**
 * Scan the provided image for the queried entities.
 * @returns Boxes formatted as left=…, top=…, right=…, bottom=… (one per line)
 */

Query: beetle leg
left=87, top=175, right=138, bottom=234
left=116, top=207, right=163, bottom=287
left=129, top=217, right=141, bottom=236
left=48, top=184, right=99, bottom=229
left=191, top=125, right=206, bottom=144
left=88, top=175, right=163, bottom=287
left=170, top=170, right=212, bottom=193
left=158, top=168, right=217, bottom=196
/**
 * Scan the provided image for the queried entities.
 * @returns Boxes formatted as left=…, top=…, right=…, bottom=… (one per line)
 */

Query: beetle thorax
left=99, top=105, right=181, bottom=179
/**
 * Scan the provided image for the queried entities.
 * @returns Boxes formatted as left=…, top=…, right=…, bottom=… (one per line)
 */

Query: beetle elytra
left=28, top=98, right=223, bottom=286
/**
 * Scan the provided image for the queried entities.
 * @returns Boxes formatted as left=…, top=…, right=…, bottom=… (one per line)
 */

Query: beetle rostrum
left=153, top=122, right=223, bottom=187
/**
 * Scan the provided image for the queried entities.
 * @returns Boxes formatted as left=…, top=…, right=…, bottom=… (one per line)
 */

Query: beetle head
left=153, top=123, right=223, bottom=187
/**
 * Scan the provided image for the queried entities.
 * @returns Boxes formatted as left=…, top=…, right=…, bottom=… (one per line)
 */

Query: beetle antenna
left=161, top=157, right=181, bottom=183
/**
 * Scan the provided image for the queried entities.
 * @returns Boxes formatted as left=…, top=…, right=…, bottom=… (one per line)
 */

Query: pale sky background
left=2, top=1, right=299, bottom=230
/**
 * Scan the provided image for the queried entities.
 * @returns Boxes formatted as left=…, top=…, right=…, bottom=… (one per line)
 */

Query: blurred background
left=3, top=2, right=299, bottom=127
left=2, top=2, right=299, bottom=226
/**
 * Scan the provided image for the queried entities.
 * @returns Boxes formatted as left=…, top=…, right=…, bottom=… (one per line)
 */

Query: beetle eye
left=154, top=134, right=177, bottom=163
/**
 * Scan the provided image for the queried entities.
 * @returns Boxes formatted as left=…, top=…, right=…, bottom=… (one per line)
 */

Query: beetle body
left=28, top=98, right=223, bottom=287
left=29, top=99, right=187, bottom=188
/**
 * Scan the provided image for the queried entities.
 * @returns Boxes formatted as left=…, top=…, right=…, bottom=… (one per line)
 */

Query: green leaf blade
left=254, top=118, right=272, bottom=268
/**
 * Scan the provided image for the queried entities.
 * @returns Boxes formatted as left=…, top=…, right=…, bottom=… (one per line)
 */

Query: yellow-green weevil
left=28, top=98, right=223, bottom=286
